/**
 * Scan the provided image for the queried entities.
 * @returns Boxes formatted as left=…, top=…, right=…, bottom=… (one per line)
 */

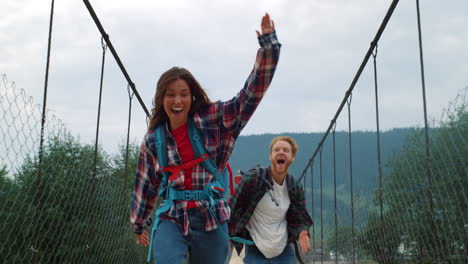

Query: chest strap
left=160, top=153, right=210, bottom=181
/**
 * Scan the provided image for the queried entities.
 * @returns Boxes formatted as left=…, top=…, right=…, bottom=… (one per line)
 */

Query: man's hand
left=256, top=13, right=275, bottom=36
left=298, top=230, right=311, bottom=254
left=136, top=230, right=150, bottom=247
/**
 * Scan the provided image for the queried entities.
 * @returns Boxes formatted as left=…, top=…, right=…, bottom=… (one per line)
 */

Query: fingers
left=304, top=240, right=311, bottom=254
left=263, top=13, right=270, bottom=28
left=299, top=234, right=311, bottom=254
left=262, top=13, right=272, bottom=33
left=257, top=12, right=274, bottom=36
left=136, top=230, right=150, bottom=247
left=300, top=240, right=311, bottom=254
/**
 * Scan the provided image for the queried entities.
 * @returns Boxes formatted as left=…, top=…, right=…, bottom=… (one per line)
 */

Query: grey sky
left=1, top=0, right=467, bottom=153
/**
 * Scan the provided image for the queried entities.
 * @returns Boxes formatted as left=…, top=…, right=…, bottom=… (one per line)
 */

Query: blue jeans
left=244, top=243, right=294, bottom=264
left=152, top=208, right=229, bottom=264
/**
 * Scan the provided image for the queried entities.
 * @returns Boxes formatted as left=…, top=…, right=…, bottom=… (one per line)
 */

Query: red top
left=171, top=123, right=196, bottom=208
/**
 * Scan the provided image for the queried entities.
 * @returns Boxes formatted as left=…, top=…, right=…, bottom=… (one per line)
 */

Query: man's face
left=269, top=140, right=295, bottom=175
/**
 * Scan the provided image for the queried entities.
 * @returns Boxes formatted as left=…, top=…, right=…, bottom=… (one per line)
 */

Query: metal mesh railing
left=297, top=89, right=467, bottom=264
left=295, top=0, right=466, bottom=262
left=0, top=74, right=146, bottom=263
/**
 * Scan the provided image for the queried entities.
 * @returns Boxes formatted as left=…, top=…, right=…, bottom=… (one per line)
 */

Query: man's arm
left=286, top=177, right=313, bottom=252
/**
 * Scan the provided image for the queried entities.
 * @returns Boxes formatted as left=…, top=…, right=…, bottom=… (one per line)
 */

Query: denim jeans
left=244, top=243, right=294, bottom=264
left=152, top=208, right=229, bottom=264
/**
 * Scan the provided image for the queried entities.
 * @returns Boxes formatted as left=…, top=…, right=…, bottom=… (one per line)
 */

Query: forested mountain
left=229, top=128, right=415, bottom=228
left=230, top=128, right=414, bottom=193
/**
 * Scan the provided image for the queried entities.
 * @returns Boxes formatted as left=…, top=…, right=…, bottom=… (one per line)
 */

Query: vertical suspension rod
left=298, top=0, right=400, bottom=182
left=347, top=97, right=355, bottom=264
left=319, top=148, right=323, bottom=264
left=332, top=126, right=338, bottom=264
left=83, top=0, right=150, bottom=118
left=372, top=45, right=384, bottom=226
left=33, top=1, right=55, bottom=262
left=124, top=85, right=134, bottom=189
left=310, top=165, right=315, bottom=264
left=416, top=0, right=438, bottom=260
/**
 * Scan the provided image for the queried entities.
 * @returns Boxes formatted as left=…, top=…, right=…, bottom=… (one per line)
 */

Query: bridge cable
left=332, top=124, right=338, bottom=264
left=297, top=0, right=400, bottom=182
left=372, top=45, right=384, bottom=228
left=124, top=84, right=135, bottom=190
left=87, top=36, right=108, bottom=248
left=310, top=163, right=315, bottom=264
left=347, top=95, right=356, bottom=264
left=83, top=0, right=150, bottom=118
left=416, top=0, right=439, bottom=260
left=319, top=147, right=324, bottom=264
left=33, top=0, right=55, bottom=262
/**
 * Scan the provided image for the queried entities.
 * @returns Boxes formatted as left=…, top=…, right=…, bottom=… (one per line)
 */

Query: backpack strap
left=187, top=119, right=226, bottom=188
left=146, top=121, right=252, bottom=262
left=146, top=125, right=172, bottom=261
left=187, top=119, right=253, bottom=245
left=226, top=163, right=234, bottom=196
left=154, top=124, right=170, bottom=196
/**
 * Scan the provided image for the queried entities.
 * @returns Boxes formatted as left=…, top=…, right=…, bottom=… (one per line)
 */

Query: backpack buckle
left=183, top=190, right=200, bottom=201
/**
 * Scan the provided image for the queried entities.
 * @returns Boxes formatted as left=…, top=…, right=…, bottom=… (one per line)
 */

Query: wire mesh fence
left=298, top=88, right=467, bottom=264
left=1, top=72, right=467, bottom=264
left=0, top=74, right=146, bottom=263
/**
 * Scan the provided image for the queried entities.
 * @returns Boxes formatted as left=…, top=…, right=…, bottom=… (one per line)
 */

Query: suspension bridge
left=1, top=0, right=466, bottom=263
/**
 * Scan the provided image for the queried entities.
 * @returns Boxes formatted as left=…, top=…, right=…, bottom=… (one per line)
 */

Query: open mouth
left=277, top=159, right=285, bottom=164
left=171, top=107, right=183, bottom=114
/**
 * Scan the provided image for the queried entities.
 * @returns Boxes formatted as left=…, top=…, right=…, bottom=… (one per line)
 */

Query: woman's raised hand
left=256, top=13, right=275, bottom=36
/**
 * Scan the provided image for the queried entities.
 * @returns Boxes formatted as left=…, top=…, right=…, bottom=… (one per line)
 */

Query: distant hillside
left=229, top=128, right=416, bottom=228
left=230, top=128, right=414, bottom=182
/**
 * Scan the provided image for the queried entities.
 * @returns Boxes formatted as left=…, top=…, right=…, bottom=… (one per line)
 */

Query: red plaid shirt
left=130, top=31, right=281, bottom=235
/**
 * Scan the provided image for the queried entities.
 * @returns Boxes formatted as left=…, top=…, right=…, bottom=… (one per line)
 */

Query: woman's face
left=163, top=79, right=192, bottom=130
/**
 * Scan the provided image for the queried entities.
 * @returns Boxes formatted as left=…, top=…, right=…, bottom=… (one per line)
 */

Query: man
left=229, top=136, right=313, bottom=263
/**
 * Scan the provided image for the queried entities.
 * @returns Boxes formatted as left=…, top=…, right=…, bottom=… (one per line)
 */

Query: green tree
left=0, top=165, right=20, bottom=262
left=358, top=212, right=401, bottom=264
left=2, top=133, right=119, bottom=263
left=362, top=98, right=467, bottom=263
left=111, top=140, right=140, bottom=192
left=97, top=140, right=147, bottom=263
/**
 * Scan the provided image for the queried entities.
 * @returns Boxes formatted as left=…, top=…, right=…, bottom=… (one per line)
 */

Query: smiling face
left=269, top=139, right=295, bottom=176
left=163, top=79, right=192, bottom=130
left=148, top=67, right=215, bottom=132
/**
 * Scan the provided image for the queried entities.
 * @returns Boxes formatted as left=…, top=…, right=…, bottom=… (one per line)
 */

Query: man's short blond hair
left=269, top=136, right=299, bottom=157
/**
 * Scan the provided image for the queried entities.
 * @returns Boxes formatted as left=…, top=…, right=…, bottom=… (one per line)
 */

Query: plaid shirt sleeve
left=220, top=30, right=281, bottom=138
left=130, top=132, right=162, bottom=234
left=286, top=178, right=313, bottom=241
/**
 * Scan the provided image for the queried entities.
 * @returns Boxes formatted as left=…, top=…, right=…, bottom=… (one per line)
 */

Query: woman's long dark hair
left=148, top=67, right=213, bottom=131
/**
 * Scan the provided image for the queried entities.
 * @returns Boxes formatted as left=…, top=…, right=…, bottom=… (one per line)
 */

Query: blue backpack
left=145, top=119, right=252, bottom=262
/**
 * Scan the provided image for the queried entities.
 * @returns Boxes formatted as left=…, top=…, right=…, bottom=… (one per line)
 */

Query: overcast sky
left=1, top=0, right=467, bottom=153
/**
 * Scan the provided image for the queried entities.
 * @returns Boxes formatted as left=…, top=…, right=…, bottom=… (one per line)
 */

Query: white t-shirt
left=246, top=179, right=291, bottom=258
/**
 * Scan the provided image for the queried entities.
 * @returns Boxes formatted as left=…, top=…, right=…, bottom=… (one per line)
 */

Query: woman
left=130, top=13, right=281, bottom=264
